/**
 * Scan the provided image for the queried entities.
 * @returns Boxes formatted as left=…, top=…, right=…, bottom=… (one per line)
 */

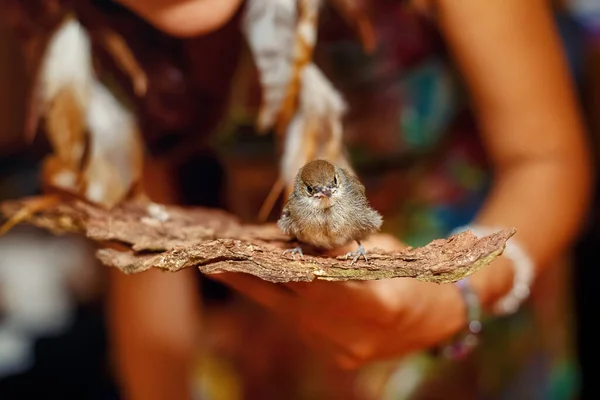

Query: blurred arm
left=107, top=160, right=202, bottom=400
left=434, top=0, right=593, bottom=308
left=1, top=3, right=206, bottom=398
left=108, top=268, right=201, bottom=400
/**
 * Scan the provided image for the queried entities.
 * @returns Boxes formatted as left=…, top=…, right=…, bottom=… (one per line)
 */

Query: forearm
left=108, top=267, right=202, bottom=400
left=107, top=161, right=203, bottom=400
left=469, top=155, right=592, bottom=310
left=115, top=339, right=195, bottom=400
left=433, top=0, right=593, bottom=313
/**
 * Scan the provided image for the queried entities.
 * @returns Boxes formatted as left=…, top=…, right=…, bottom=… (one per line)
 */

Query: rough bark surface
left=1, top=196, right=516, bottom=283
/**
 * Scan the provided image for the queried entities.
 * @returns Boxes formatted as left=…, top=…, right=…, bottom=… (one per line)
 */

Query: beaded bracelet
left=441, top=277, right=482, bottom=360
left=450, top=224, right=534, bottom=316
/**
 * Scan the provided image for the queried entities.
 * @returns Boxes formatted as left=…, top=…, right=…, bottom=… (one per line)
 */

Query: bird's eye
left=333, top=175, right=338, bottom=186
left=306, top=185, right=314, bottom=194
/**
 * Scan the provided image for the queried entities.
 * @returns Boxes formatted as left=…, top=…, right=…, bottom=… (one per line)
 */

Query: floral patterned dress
left=203, top=2, right=581, bottom=399
left=1, top=0, right=583, bottom=399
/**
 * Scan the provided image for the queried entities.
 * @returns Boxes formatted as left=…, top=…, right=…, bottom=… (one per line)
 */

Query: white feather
left=280, top=63, right=349, bottom=184
left=242, top=0, right=297, bottom=130
left=38, top=18, right=93, bottom=109
left=84, top=79, right=140, bottom=204
left=244, top=0, right=351, bottom=192
left=281, top=110, right=307, bottom=184
left=300, top=64, right=347, bottom=119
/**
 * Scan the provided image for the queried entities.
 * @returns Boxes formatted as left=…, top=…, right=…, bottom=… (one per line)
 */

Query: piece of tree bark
left=0, top=195, right=516, bottom=284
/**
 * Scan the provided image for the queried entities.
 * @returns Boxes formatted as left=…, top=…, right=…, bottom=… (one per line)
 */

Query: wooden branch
left=0, top=195, right=516, bottom=284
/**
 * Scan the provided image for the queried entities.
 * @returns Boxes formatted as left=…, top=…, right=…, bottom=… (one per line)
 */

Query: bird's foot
left=344, top=243, right=368, bottom=266
left=283, top=246, right=304, bottom=259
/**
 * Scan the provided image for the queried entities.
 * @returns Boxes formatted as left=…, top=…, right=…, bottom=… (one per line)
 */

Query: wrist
left=435, top=259, right=513, bottom=360
left=440, top=277, right=482, bottom=359
left=438, top=281, right=470, bottom=335
left=434, top=223, right=535, bottom=360
left=468, top=257, right=515, bottom=313
left=450, top=223, right=535, bottom=316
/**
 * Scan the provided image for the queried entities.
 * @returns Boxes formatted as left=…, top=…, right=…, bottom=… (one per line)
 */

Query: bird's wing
left=343, top=168, right=367, bottom=198
left=276, top=200, right=294, bottom=236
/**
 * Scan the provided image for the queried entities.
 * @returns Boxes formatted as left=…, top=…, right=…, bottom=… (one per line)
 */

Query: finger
left=214, top=276, right=350, bottom=353
left=300, top=319, right=394, bottom=370
left=297, top=328, right=342, bottom=360
left=297, top=327, right=364, bottom=370
left=284, top=279, right=357, bottom=297
left=362, top=233, right=409, bottom=252
left=210, top=273, right=295, bottom=317
left=210, top=273, right=336, bottom=331
left=211, top=273, right=339, bottom=329
left=214, top=274, right=381, bottom=367
left=284, top=279, right=402, bottom=326
left=214, top=275, right=352, bottom=341
left=284, top=280, right=372, bottom=320
left=292, top=301, right=385, bottom=365
left=334, top=353, right=363, bottom=370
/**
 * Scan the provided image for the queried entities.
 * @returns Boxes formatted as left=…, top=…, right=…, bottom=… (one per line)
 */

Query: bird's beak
left=314, top=187, right=332, bottom=198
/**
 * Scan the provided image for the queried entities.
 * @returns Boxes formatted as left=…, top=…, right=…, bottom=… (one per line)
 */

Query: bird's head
left=295, top=159, right=342, bottom=209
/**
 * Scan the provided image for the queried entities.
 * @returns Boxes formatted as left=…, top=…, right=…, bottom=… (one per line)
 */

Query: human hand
left=212, top=233, right=467, bottom=369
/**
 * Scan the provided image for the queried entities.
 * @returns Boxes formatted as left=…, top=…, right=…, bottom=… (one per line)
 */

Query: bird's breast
left=293, top=206, right=357, bottom=249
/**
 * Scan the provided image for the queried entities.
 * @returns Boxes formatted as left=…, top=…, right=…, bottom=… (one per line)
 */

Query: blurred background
left=1, top=1, right=600, bottom=399
left=0, top=16, right=119, bottom=399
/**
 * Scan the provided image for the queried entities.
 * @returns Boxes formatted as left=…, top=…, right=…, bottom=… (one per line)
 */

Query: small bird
left=277, top=159, right=383, bottom=265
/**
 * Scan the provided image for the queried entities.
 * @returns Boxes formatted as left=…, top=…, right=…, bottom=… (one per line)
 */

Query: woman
left=5, top=0, right=593, bottom=399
